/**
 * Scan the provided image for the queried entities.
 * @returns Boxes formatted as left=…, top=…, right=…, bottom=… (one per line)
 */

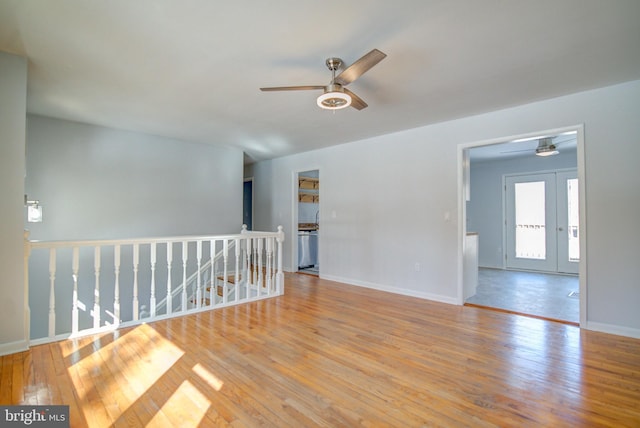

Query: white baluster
left=252, top=238, right=258, bottom=286
left=257, top=238, right=264, bottom=294
left=245, top=237, right=252, bottom=287
left=210, top=239, right=215, bottom=306
left=272, top=236, right=277, bottom=290
left=166, top=242, right=173, bottom=315
left=93, top=246, right=101, bottom=329
left=114, top=244, right=121, bottom=325
left=133, top=244, right=139, bottom=321
left=235, top=238, right=241, bottom=302
left=276, top=225, right=285, bottom=294
left=182, top=241, right=188, bottom=311
left=71, top=247, right=79, bottom=335
left=266, top=237, right=273, bottom=294
left=150, top=243, right=157, bottom=318
left=222, top=239, right=229, bottom=304
left=203, top=269, right=210, bottom=306
left=240, top=225, right=248, bottom=286
left=48, top=248, right=56, bottom=338
left=196, top=241, right=202, bottom=309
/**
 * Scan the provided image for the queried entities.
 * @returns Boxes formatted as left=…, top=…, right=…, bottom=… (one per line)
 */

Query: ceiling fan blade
left=334, top=49, right=387, bottom=86
left=344, top=88, right=367, bottom=110
left=260, top=85, right=325, bottom=91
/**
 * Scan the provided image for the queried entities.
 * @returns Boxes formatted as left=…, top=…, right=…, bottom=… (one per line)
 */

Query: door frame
left=457, top=124, right=587, bottom=327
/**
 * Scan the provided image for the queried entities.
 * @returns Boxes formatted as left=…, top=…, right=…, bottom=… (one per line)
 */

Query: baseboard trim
left=321, top=274, right=458, bottom=306
left=0, top=339, right=29, bottom=357
left=585, top=321, right=640, bottom=339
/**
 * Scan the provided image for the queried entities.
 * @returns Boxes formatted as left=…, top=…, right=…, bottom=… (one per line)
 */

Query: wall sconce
left=25, top=195, right=43, bottom=223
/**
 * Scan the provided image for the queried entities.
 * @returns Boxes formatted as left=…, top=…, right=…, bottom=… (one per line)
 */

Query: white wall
left=26, top=115, right=243, bottom=241
left=251, top=80, right=640, bottom=337
left=468, top=151, right=577, bottom=268
left=0, top=52, right=28, bottom=355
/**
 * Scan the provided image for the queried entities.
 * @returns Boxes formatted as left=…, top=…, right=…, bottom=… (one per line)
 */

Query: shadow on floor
left=465, top=268, right=579, bottom=324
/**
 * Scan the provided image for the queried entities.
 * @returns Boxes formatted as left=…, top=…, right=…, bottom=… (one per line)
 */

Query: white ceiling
left=1, top=1, right=639, bottom=163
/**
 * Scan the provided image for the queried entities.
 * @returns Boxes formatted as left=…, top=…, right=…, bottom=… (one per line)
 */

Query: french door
left=505, top=170, right=579, bottom=274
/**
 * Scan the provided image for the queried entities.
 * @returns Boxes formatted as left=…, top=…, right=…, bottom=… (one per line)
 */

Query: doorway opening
left=296, top=170, right=320, bottom=275
left=243, top=178, right=253, bottom=230
left=460, top=127, right=586, bottom=325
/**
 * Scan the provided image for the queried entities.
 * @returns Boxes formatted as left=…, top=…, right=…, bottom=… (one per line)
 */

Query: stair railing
left=141, top=239, right=237, bottom=317
left=24, top=226, right=284, bottom=345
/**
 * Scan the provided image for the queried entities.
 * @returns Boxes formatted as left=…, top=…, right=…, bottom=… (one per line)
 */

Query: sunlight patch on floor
left=147, top=380, right=210, bottom=426
left=64, top=323, right=184, bottom=420
left=193, top=363, right=224, bottom=391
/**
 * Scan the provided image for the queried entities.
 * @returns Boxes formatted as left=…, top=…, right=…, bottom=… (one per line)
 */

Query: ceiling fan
left=533, top=137, right=560, bottom=157
left=260, top=49, right=387, bottom=111
left=500, top=134, right=576, bottom=157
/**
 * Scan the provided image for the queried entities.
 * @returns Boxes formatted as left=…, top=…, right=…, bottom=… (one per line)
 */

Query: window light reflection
left=193, top=363, right=224, bottom=391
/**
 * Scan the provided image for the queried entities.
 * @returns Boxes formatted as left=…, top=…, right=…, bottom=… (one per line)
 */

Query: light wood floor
left=2, top=273, right=640, bottom=427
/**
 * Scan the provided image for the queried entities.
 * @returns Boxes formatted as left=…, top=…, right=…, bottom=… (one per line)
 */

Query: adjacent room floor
left=465, top=268, right=579, bottom=324
left=298, top=265, right=319, bottom=275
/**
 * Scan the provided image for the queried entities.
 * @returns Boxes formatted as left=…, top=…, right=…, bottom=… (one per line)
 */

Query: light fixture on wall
left=25, top=195, right=43, bottom=223
left=535, top=137, right=559, bottom=157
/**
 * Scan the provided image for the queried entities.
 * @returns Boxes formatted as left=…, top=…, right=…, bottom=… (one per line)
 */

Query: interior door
left=505, top=173, right=558, bottom=271
left=505, top=170, right=579, bottom=273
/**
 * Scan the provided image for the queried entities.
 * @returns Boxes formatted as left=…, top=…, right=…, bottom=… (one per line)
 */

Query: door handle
left=558, top=227, right=564, bottom=231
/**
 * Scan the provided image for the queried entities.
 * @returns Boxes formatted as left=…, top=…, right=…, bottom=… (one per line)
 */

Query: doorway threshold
left=464, top=302, right=579, bottom=327
left=297, top=269, right=318, bottom=277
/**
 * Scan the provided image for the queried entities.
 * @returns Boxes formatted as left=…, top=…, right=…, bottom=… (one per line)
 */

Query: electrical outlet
left=415, top=262, right=421, bottom=272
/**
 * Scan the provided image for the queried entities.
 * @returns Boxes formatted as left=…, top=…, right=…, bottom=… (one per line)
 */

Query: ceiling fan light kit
left=260, top=49, right=387, bottom=111
left=317, top=84, right=352, bottom=110
left=535, top=137, right=559, bottom=157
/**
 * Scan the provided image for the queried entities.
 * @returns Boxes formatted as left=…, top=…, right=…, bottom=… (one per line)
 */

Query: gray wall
left=467, top=151, right=577, bottom=268
left=0, top=52, right=28, bottom=354
left=251, top=80, right=640, bottom=338
left=25, top=115, right=244, bottom=339
left=26, top=115, right=243, bottom=240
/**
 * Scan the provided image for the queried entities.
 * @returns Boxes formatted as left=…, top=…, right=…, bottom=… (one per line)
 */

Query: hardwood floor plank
left=10, top=352, right=25, bottom=404
left=1, top=272, right=640, bottom=426
left=0, top=352, right=12, bottom=404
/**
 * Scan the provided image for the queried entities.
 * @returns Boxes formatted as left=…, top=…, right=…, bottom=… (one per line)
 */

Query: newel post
left=23, top=230, right=31, bottom=345
left=275, top=225, right=285, bottom=295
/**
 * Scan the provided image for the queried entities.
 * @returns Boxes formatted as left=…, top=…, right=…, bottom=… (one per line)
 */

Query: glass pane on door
left=567, top=178, right=580, bottom=262
left=515, top=181, right=546, bottom=260
left=506, top=173, right=557, bottom=272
